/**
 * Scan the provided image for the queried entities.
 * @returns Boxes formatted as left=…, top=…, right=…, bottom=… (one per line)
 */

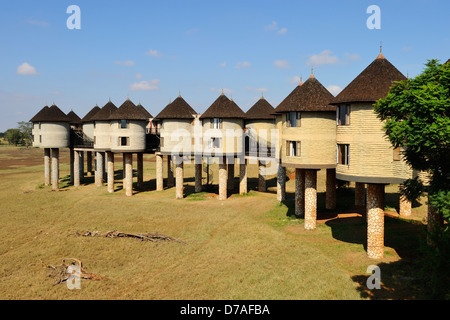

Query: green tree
left=17, top=121, right=32, bottom=147
left=374, top=59, right=450, bottom=298
left=4, top=128, right=24, bottom=146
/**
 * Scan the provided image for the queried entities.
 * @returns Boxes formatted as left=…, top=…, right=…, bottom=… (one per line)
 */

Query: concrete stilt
left=69, top=148, right=74, bottom=185
left=219, top=158, right=227, bottom=200
left=355, top=182, right=366, bottom=207
left=304, top=170, right=318, bottom=230
left=276, top=163, right=286, bottom=202
left=74, top=150, right=80, bottom=187
left=367, top=183, right=385, bottom=259
left=44, top=148, right=51, bottom=186
left=195, top=156, right=202, bottom=193
left=137, top=153, right=143, bottom=189
left=156, top=154, right=163, bottom=191
left=239, top=158, right=247, bottom=195
left=167, top=155, right=174, bottom=188
left=227, top=162, right=235, bottom=193
left=295, top=169, right=305, bottom=217
left=125, top=153, right=133, bottom=197
left=107, top=151, right=114, bottom=193
left=258, top=160, right=267, bottom=192
left=87, top=151, right=93, bottom=177
left=96, top=151, right=104, bottom=187
left=175, top=156, right=184, bottom=199
left=326, top=168, right=336, bottom=210
left=122, top=154, right=126, bottom=189
left=399, top=195, right=412, bottom=217
left=51, top=148, right=59, bottom=191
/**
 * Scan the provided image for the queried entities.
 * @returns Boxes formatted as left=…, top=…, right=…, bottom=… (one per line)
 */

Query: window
left=211, top=118, right=223, bottom=129
left=160, top=137, right=164, bottom=148
left=120, top=120, right=129, bottom=129
left=94, top=136, right=96, bottom=144
left=209, top=137, right=222, bottom=149
left=38, top=122, right=41, bottom=129
left=286, top=141, right=301, bottom=157
left=119, top=137, right=130, bottom=146
left=393, top=147, right=401, bottom=161
left=337, top=105, right=350, bottom=126
left=39, top=135, right=42, bottom=143
left=32, top=135, right=34, bottom=142
left=94, top=121, right=96, bottom=129
left=337, top=144, right=350, bottom=165
left=286, top=112, right=301, bottom=127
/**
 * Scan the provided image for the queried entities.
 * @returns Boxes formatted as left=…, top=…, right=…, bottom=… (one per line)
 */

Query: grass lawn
left=0, top=145, right=431, bottom=299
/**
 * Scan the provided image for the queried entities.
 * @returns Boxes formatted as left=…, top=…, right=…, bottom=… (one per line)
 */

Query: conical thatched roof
left=81, top=106, right=101, bottom=123
left=200, top=94, right=246, bottom=119
left=89, top=100, right=117, bottom=121
left=274, top=76, right=335, bottom=113
left=155, top=96, right=196, bottom=120
left=331, top=54, right=406, bottom=105
left=67, top=110, right=82, bottom=125
left=108, top=98, right=151, bottom=121
left=245, top=96, right=275, bottom=120
left=29, top=106, right=49, bottom=122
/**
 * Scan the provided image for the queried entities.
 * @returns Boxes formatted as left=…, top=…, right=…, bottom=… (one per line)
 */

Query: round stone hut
left=81, top=105, right=101, bottom=141
left=90, top=100, right=117, bottom=151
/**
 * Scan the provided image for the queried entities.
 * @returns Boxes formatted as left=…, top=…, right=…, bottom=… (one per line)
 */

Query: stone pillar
left=125, top=153, right=133, bottom=197
left=74, top=150, right=80, bottom=187
left=304, top=170, right=317, bottom=231
left=227, top=162, right=235, bottom=193
left=367, top=184, right=385, bottom=259
left=51, top=148, right=59, bottom=191
left=44, top=148, right=51, bottom=186
left=326, top=169, right=336, bottom=210
left=399, top=195, right=412, bottom=217
left=156, top=154, right=163, bottom=191
left=69, top=148, right=74, bottom=185
left=295, top=169, right=305, bottom=217
left=87, top=151, right=93, bottom=177
left=137, top=153, right=144, bottom=189
left=122, top=154, right=126, bottom=190
left=167, top=155, right=174, bottom=188
left=107, top=151, right=114, bottom=193
left=258, top=160, right=267, bottom=192
left=175, top=156, right=184, bottom=199
left=355, top=182, right=366, bottom=207
left=277, top=163, right=286, bottom=202
left=239, top=158, right=248, bottom=195
left=95, top=151, right=104, bottom=187
left=195, top=156, right=202, bottom=193
left=219, top=158, right=227, bottom=200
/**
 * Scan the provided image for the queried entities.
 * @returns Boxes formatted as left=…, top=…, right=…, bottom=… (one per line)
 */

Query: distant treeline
left=0, top=122, right=32, bottom=147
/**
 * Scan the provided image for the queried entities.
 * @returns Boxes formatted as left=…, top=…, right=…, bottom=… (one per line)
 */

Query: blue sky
left=0, top=0, right=449, bottom=131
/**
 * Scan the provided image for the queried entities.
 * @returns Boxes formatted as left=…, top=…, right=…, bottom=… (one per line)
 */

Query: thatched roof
left=30, top=104, right=71, bottom=123
left=245, top=96, right=275, bottom=120
left=445, top=59, right=450, bottom=65
left=81, top=106, right=101, bottom=123
left=137, top=103, right=153, bottom=119
left=67, top=110, right=82, bottom=125
left=200, top=93, right=246, bottom=119
left=331, top=54, right=406, bottom=105
left=29, top=106, right=49, bottom=122
left=89, top=100, right=118, bottom=121
left=154, top=96, right=196, bottom=120
left=274, top=76, right=336, bottom=113
left=108, top=98, right=151, bottom=121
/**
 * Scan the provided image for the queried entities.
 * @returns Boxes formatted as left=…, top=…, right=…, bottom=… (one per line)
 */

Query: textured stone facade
left=304, top=170, right=317, bottom=230
left=295, top=169, right=305, bottom=217
left=399, top=195, right=411, bottom=217
left=239, top=159, right=247, bottom=195
left=156, top=154, right=163, bottom=191
left=367, top=183, right=385, bottom=259
left=107, top=151, right=114, bottom=193
left=277, top=164, right=286, bottom=202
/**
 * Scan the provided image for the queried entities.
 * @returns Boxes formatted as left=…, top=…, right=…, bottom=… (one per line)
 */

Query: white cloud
left=16, top=62, right=38, bottom=75
left=307, top=50, right=339, bottom=66
left=264, top=21, right=278, bottom=31
left=27, top=19, right=49, bottom=27
left=219, top=61, right=227, bottom=68
left=234, top=61, right=251, bottom=69
left=277, top=28, right=288, bottom=35
left=114, top=60, right=135, bottom=66
left=326, top=85, right=342, bottom=96
left=146, top=49, right=161, bottom=57
left=345, top=53, right=360, bottom=61
left=135, top=73, right=143, bottom=79
left=274, top=60, right=290, bottom=69
left=288, top=76, right=302, bottom=85
left=129, top=79, right=160, bottom=91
